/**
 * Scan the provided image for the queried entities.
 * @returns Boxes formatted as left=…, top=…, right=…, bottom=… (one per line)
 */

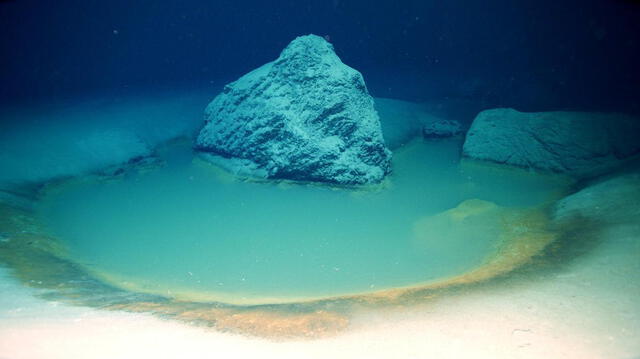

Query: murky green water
left=37, top=139, right=568, bottom=304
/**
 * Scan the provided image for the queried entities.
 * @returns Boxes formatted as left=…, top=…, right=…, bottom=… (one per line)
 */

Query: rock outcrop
left=196, top=35, right=391, bottom=185
left=462, top=108, right=640, bottom=178
left=553, top=172, right=640, bottom=224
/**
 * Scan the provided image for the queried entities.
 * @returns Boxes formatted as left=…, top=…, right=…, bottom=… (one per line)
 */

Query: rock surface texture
left=422, top=119, right=463, bottom=139
left=196, top=35, right=391, bottom=185
left=462, top=108, right=640, bottom=178
left=553, top=172, right=640, bottom=224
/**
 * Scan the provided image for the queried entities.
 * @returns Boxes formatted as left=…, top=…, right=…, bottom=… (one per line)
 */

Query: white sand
left=1, top=210, right=638, bottom=359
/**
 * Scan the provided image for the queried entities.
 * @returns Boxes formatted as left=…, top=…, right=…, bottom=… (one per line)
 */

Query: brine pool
left=35, top=139, right=569, bottom=305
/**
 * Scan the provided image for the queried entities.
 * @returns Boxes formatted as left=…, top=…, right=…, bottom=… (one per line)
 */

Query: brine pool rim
left=0, top=139, right=577, bottom=339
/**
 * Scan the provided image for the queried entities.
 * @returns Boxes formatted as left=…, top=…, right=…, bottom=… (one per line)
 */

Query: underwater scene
left=1, top=1, right=639, bottom=358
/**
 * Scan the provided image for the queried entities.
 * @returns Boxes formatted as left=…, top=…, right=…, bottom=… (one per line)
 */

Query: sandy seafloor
left=0, top=90, right=639, bottom=359
left=1, top=216, right=638, bottom=359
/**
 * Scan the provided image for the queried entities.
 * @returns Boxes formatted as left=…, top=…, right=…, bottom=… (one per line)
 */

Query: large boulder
left=462, top=108, right=640, bottom=178
left=195, top=35, right=391, bottom=185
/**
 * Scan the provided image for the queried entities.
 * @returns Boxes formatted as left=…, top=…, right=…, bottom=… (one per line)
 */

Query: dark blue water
left=1, top=0, right=639, bottom=112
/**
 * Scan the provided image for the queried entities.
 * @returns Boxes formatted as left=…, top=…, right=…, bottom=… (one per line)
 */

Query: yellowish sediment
left=205, top=310, right=349, bottom=339
left=106, top=300, right=349, bottom=339
left=0, top=143, right=571, bottom=338
left=325, top=199, right=558, bottom=305
left=0, top=188, right=563, bottom=339
left=74, top=198, right=556, bottom=308
left=0, top=203, right=77, bottom=289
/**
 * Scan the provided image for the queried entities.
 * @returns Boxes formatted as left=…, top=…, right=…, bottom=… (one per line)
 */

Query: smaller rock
left=553, top=172, right=640, bottom=224
left=462, top=109, right=640, bottom=178
left=422, top=119, right=464, bottom=139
